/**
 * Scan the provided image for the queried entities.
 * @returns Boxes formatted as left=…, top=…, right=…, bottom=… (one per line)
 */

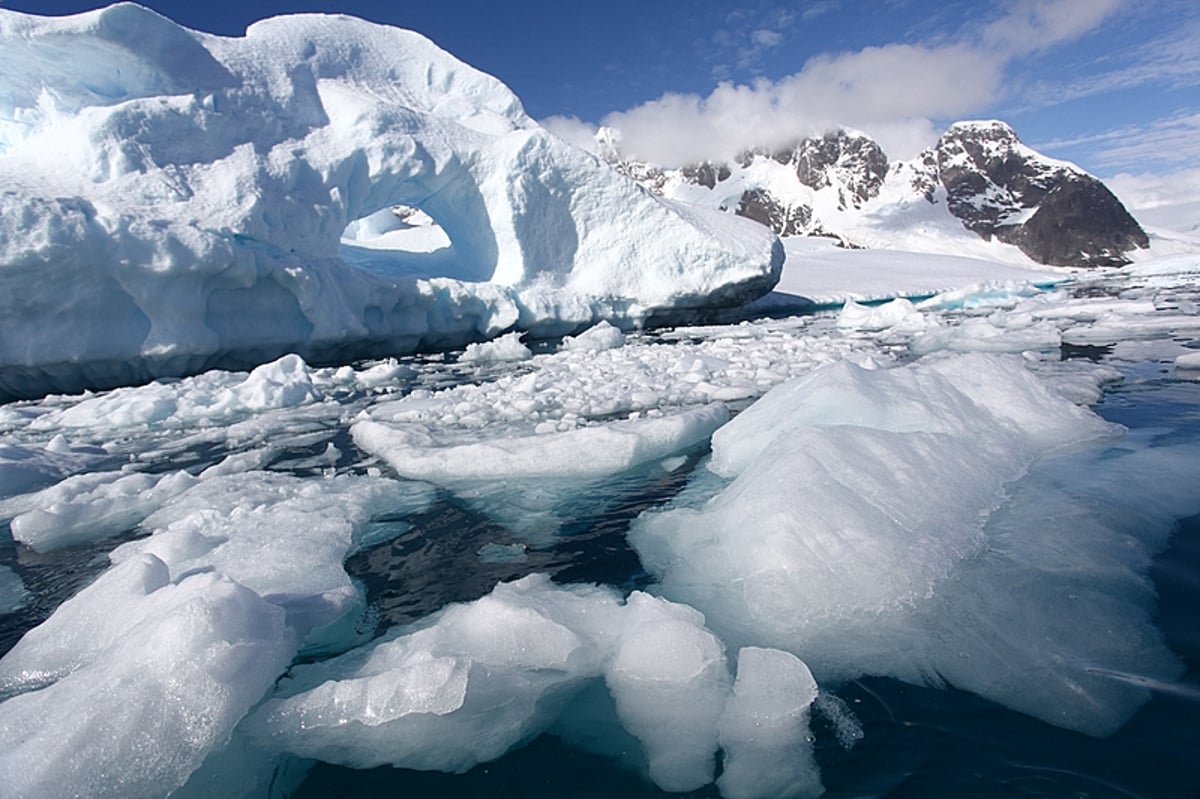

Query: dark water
left=290, top=356, right=1200, bottom=797
left=1, top=318, right=1198, bottom=798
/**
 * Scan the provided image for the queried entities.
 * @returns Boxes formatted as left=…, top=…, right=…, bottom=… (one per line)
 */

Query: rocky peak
left=596, top=119, right=1149, bottom=268
left=680, top=161, right=732, bottom=190
left=791, top=130, right=889, bottom=207
left=929, top=120, right=1148, bottom=267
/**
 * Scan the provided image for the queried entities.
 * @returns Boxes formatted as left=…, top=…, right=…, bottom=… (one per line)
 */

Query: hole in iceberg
left=339, top=204, right=470, bottom=281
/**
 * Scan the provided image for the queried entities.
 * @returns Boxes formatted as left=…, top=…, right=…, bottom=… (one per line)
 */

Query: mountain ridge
left=599, top=120, right=1149, bottom=268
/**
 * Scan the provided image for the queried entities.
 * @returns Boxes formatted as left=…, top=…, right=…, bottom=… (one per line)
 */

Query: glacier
left=0, top=3, right=781, bottom=401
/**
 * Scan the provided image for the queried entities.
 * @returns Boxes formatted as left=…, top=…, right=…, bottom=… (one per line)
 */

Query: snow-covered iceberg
left=0, top=3, right=781, bottom=400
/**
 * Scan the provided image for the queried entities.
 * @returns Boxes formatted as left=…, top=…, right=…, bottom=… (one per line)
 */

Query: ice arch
left=0, top=6, right=781, bottom=399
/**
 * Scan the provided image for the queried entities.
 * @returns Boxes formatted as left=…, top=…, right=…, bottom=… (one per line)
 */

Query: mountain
left=601, top=121, right=1148, bottom=268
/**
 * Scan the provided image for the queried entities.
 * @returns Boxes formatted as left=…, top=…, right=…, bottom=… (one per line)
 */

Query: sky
left=3, top=0, right=1199, bottom=204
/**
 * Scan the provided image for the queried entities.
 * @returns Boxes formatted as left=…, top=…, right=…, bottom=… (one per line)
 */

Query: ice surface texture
left=252, top=574, right=823, bottom=796
left=632, top=352, right=1195, bottom=735
left=0, top=3, right=780, bottom=400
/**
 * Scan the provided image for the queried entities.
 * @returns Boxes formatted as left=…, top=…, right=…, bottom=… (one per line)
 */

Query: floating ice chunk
left=630, top=353, right=1172, bottom=735
left=560, top=320, right=626, bottom=352
left=253, top=575, right=621, bottom=772
left=707, top=354, right=1114, bottom=478
left=459, top=331, right=533, bottom=363
left=1062, top=312, right=1200, bottom=346
left=717, top=647, right=822, bottom=799
left=30, top=353, right=323, bottom=432
left=355, top=405, right=730, bottom=543
left=1022, top=357, right=1123, bottom=406
left=354, top=404, right=729, bottom=484
left=836, top=298, right=927, bottom=332
left=910, top=315, right=1061, bottom=355
left=351, top=358, right=417, bottom=390
left=916, top=280, right=1046, bottom=311
left=110, top=472, right=433, bottom=640
left=0, top=555, right=174, bottom=693
left=0, top=570, right=295, bottom=799
left=252, top=575, right=747, bottom=793
left=8, top=468, right=198, bottom=551
left=0, top=566, right=30, bottom=614
left=605, top=592, right=730, bottom=793
left=210, top=354, right=321, bottom=412
left=1175, top=351, right=1200, bottom=372
left=905, top=438, right=1200, bottom=735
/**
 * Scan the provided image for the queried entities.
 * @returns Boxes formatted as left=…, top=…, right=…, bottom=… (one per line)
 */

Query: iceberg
left=631, top=352, right=1194, bottom=735
left=0, top=3, right=781, bottom=400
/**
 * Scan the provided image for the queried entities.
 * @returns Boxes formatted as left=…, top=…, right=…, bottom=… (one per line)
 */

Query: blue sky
left=4, top=0, right=1199, bottom=185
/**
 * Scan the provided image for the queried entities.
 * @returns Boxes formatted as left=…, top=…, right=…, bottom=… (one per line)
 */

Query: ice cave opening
left=339, top=204, right=463, bottom=280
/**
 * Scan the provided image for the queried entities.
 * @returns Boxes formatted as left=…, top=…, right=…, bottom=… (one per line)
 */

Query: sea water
left=297, top=322, right=1200, bottom=799
left=1, top=272, right=1198, bottom=798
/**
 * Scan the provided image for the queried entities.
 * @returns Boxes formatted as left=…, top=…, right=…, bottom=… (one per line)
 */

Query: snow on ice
left=0, top=3, right=780, bottom=400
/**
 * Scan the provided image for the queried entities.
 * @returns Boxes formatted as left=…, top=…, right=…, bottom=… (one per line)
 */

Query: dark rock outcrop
left=932, top=121, right=1148, bottom=267
left=792, top=131, right=889, bottom=207
left=735, top=189, right=812, bottom=236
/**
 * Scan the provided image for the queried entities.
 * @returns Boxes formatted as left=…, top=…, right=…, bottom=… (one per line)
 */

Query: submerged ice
left=632, top=352, right=1196, bottom=735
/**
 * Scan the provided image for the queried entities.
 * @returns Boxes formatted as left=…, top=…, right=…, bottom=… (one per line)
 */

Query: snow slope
left=0, top=3, right=780, bottom=400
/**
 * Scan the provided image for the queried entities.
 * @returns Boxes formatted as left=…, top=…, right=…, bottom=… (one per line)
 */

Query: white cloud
left=1038, top=113, right=1200, bottom=174
left=980, top=0, right=1125, bottom=55
left=541, top=114, right=601, bottom=154
left=1017, top=15, right=1200, bottom=109
left=1106, top=167, right=1200, bottom=233
left=750, top=29, right=784, bottom=49
left=602, top=42, right=1003, bottom=165
left=585, top=0, right=1128, bottom=167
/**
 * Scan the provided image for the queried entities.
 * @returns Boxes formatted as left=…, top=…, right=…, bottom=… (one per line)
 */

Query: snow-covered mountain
left=0, top=4, right=780, bottom=400
left=602, top=121, right=1148, bottom=268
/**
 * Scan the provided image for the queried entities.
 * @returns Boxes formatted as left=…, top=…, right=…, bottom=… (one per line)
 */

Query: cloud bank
left=545, top=0, right=1126, bottom=166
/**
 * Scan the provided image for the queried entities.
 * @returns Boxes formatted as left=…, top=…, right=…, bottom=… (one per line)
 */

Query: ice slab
left=110, top=472, right=434, bottom=640
left=8, top=468, right=198, bottom=551
left=252, top=574, right=807, bottom=795
left=630, top=352, right=1190, bottom=735
left=252, top=575, right=622, bottom=772
left=717, top=647, right=821, bottom=799
left=559, top=320, right=627, bottom=352
left=458, top=331, right=532, bottom=363
left=354, top=404, right=729, bottom=484
left=0, top=569, right=295, bottom=799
